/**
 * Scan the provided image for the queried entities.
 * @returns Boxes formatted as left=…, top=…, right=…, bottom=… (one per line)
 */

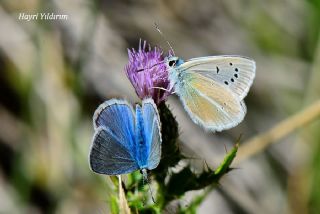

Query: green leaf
left=214, top=143, right=239, bottom=177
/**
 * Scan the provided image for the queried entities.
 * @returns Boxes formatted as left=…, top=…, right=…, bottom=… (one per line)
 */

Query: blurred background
left=0, top=0, right=320, bottom=213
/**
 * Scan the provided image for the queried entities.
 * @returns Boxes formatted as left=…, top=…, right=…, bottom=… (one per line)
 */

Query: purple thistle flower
left=125, top=40, right=173, bottom=105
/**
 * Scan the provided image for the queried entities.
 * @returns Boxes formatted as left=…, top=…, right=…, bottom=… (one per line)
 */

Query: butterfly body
left=166, top=55, right=256, bottom=132
left=89, top=98, right=161, bottom=175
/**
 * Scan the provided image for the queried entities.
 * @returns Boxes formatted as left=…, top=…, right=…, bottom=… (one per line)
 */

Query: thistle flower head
left=125, top=40, right=172, bottom=105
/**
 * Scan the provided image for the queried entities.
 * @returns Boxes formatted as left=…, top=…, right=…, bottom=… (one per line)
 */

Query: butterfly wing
left=89, top=126, right=139, bottom=175
left=90, top=99, right=139, bottom=174
left=180, top=56, right=255, bottom=100
left=93, top=99, right=135, bottom=150
left=141, top=98, right=162, bottom=170
left=175, top=72, right=247, bottom=132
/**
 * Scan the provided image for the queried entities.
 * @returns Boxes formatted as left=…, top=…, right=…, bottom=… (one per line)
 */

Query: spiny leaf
left=214, top=143, right=239, bottom=177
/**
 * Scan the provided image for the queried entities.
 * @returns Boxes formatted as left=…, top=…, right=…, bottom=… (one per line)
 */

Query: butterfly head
left=166, top=56, right=184, bottom=68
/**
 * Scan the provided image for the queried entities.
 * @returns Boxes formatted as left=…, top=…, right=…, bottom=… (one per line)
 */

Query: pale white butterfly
left=166, top=55, right=256, bottom=132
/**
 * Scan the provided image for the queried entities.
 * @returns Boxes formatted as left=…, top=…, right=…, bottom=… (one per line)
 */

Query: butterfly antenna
left=154, top=22, right=175, bottom=56
left=136, top=60, right=166, bottom=73
left=142, top=169, right=156, bottom=203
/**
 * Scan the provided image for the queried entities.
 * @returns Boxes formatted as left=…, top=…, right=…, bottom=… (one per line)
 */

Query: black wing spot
left=169, top=60, right=176, bottom=67
left=235, top=68, right=239, bottom=72
left=229, top=62, right=233, bottom=66
left=224, top=81, right=229, bottom=85
left=216, top=66, right=219, bottom=73
left=231, top=78, right=234, bottom=82
left=234, top=74, right=238, bottom=78
left=223, top=103, right=226, bottom=105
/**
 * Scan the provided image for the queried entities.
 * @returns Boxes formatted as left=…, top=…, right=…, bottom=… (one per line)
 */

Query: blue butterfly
left=89, top=98, right=162, bottom=177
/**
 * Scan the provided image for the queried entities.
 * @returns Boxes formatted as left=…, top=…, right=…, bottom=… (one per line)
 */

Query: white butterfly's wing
left=175, top=72, right=246, bottom=132
left=180, top=56, right=255, bottom=100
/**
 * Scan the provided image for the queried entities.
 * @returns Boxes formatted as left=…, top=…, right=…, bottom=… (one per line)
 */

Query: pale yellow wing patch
left=180, top=73, right=246, bottom=131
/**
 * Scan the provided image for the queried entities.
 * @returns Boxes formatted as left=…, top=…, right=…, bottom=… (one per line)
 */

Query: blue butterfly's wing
left=90, top=99, right=139, bottom=175
left=89, top=126, right=139, bottom=175
left=93, top=99, right=135, bottom=150
left=141, top=98, right=161, bottom=170
left=132, top=98, right=161, bottom=170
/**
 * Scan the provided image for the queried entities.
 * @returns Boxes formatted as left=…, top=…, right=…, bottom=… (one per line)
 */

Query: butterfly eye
left=168, top=60, right=176, bottom=67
